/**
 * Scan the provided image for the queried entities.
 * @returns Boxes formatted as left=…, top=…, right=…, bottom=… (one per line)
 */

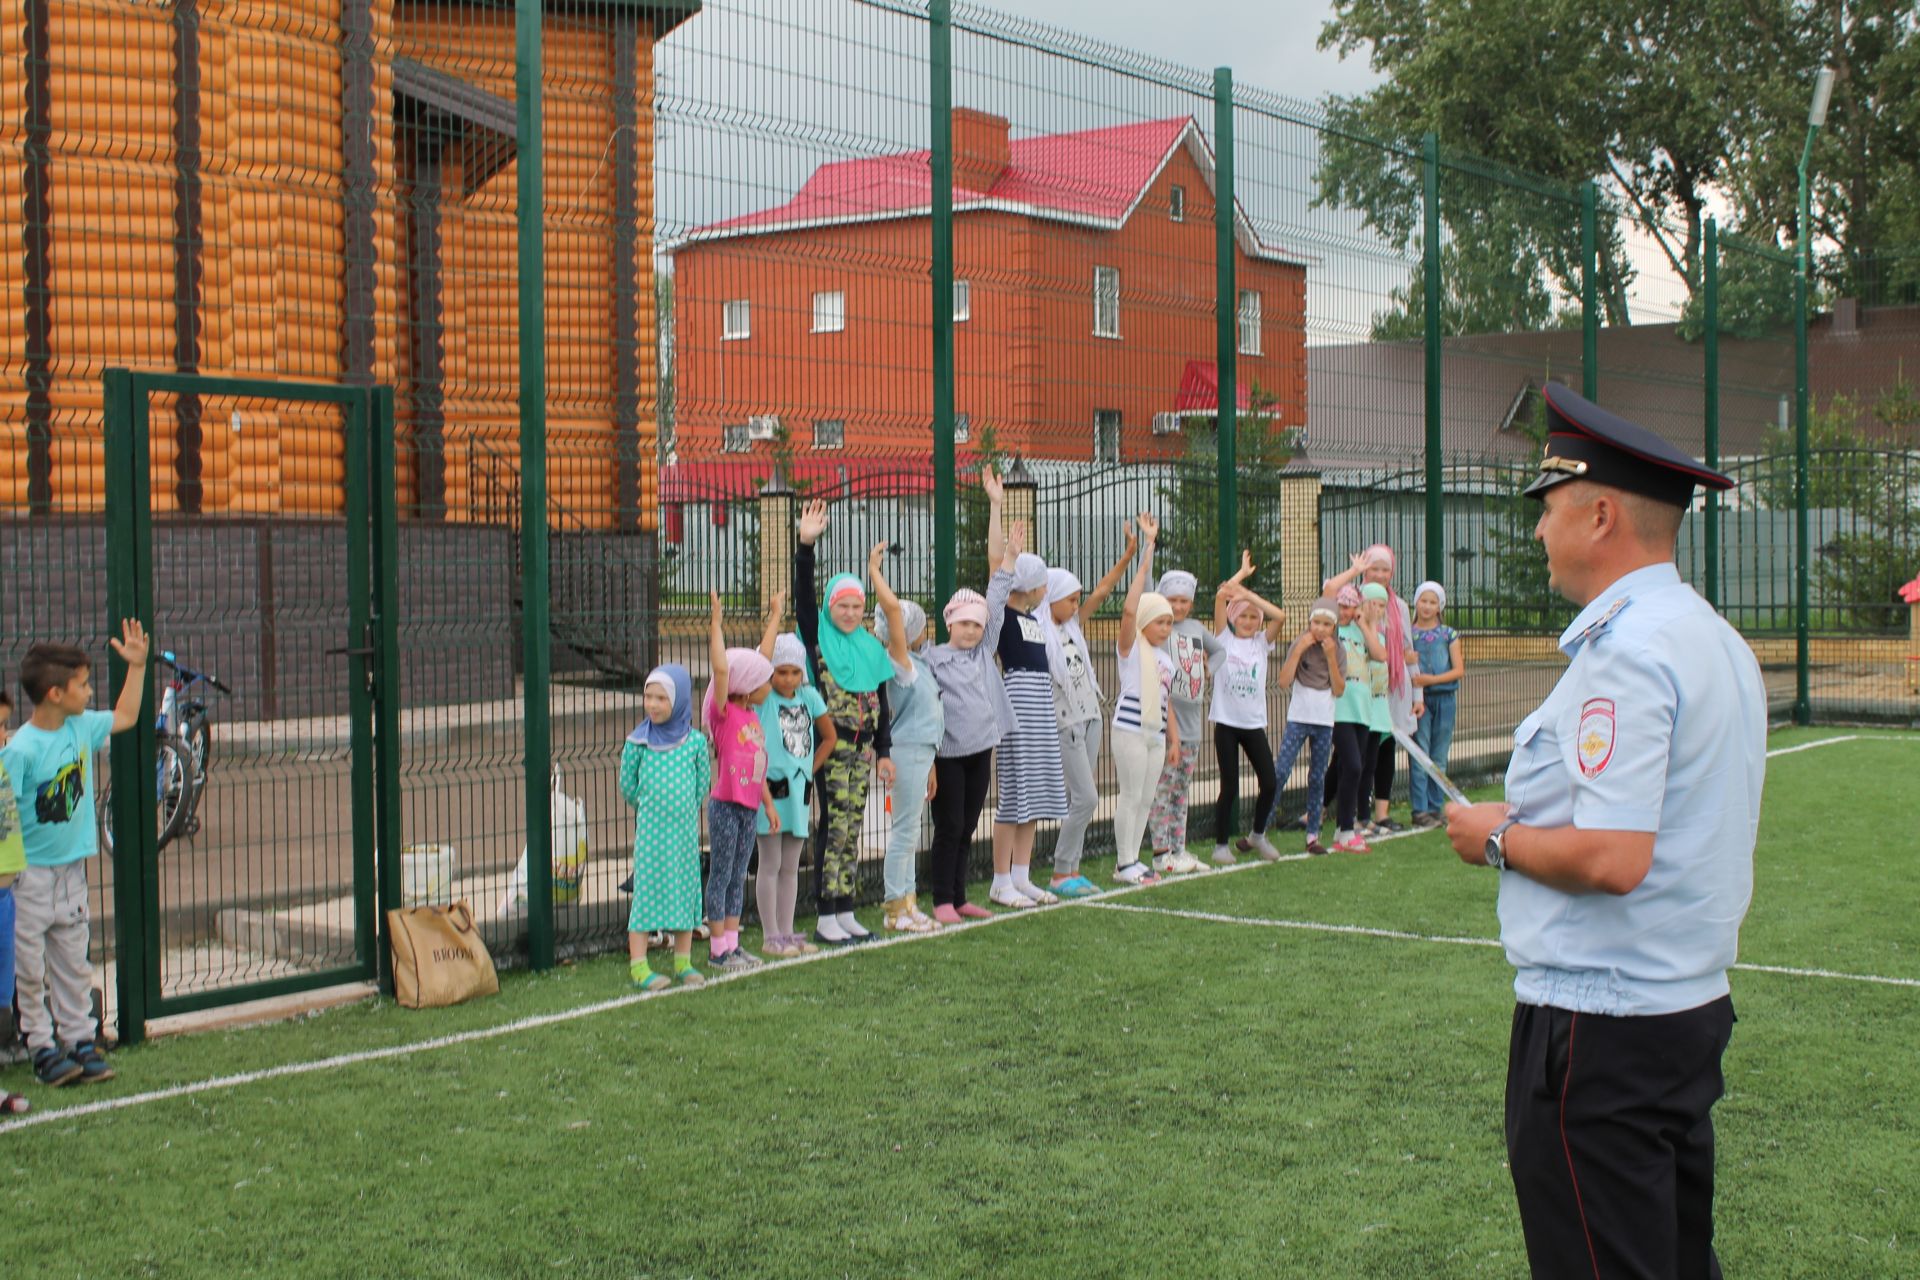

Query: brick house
left=666, top=108, right=1309, bottom=468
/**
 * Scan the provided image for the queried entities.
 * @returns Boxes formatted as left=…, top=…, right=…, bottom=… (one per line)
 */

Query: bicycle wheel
left=183, top=705, right=213, bottom=783
left=97, top=736, right=197, bottom=856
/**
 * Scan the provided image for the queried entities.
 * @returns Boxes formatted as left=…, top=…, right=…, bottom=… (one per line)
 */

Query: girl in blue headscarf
left=621, top=664, right=710, bottom=990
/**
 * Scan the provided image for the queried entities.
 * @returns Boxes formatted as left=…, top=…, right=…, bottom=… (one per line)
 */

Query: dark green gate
left=103, top=371, right=400, bottom=1044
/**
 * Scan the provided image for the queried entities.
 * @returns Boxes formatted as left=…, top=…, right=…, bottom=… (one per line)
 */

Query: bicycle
left=97, top=734, right=196, bottom=857
left=157, top=651, right=231, bottom=789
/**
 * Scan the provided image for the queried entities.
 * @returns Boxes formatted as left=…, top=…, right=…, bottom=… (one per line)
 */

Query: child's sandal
left=2, top=1092, right=30, bottom=1115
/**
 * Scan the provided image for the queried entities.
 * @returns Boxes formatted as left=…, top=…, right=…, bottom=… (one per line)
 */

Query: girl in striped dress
left=981, top=467, right=1068, bottom=909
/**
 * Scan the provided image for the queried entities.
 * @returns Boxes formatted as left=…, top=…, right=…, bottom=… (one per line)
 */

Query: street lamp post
left=1793, top=66, right=1833, bottom=727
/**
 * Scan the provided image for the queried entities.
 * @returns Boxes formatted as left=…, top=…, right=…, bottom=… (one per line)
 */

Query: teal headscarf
left=817, top=573, right=895, bottom=693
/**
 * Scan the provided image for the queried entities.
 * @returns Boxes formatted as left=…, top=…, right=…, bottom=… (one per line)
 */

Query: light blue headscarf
left=628, top=665, right=694, bottom=750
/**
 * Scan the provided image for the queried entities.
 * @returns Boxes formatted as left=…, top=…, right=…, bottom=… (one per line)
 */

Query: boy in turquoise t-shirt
left=1, top=623, right=150, bottom=1088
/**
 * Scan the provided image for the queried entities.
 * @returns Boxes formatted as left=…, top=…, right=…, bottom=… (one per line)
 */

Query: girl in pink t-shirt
left=705, top=590, right=777, bottom=971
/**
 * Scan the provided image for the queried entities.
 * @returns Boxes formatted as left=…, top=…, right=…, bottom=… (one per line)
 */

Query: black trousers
left=929, top=750, right=992, bottom=908
left=1330, top=722, right=1373, bottom=832
left=1213, top=724, right=1278, bottom=843
left=1506, top=997, right=1735, bottom=1280
left=1370, top=730, right=1395, bottom=803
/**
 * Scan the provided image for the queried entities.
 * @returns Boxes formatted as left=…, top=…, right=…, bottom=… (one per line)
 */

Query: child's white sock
left=815, top=914, right=849, bottom=942
left=1011, top=863, right=1039, bottom=894
left=836, top=910, right=869, bottom=938
left=991, top=872, right=1013, bottom=895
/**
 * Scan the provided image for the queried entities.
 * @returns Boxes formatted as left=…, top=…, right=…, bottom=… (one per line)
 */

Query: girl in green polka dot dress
left=621, top=664, right=710, bottom=990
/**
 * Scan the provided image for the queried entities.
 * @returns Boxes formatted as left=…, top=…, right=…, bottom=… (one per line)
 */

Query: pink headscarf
left=1225, top=597, right=1261, bottom=631
left=1362, top=544, right=1410, bottom=695
left=702, top=647, right=774, bottom=725
left=1336, top=584, right=1362, bottom=608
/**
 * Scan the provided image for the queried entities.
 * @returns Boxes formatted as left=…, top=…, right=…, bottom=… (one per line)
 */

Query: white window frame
left=1092, top=266, right=1120, bottom=339
left=722, top=423, right=751, bottom=453
left=811, top=289, right=845, bottom=334
left=722, top=299, right=750, bottom=341
left=1169, top=184, right=1186, bottom=222
left=1237, top=289, right=1262, bottom=356
left=953, top=279, right=972, bottom=323
left=812, top=418, right=845, bottom=450
left=1093, top=409, right=1122, bottom=464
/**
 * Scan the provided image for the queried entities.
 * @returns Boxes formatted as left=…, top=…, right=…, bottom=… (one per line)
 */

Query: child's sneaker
left=1250, top=833, right=1281, bottom=861
left=1304, top=837, right=1329, bottom=856
left=1169, top=851, right=1203, bottom=874
left=955, top=902, right=993, bottom=920
left=1, top=1092, right=28, bottom=1115
left=31, top=1047, right=83, bottom=1088
left=712, top=949, right=757, bottom=973
left=1333, top=834, right=1372, bottom=854
left=1113, top=861, right=1159, bottom=886
left=1212, top=843, right=1237, bottom=866
left=1151, top=852, right=1176, bottom=876
left=70, top=1043, right=114, bottom=1084
left=1412, top=811, right=1442, bottom=830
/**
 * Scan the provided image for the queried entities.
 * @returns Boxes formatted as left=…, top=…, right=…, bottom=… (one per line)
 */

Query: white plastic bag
left=497, top=771, right=590, bottom=918
left=400, top=843, right=456, bottom=908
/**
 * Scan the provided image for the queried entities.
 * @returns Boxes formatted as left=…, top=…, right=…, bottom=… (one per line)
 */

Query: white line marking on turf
left=1088, top=901, right=1920, bottom=989
left=1, top=846, right=1335, bottom=1136
left=1766, top=733, right=1918, bottom=759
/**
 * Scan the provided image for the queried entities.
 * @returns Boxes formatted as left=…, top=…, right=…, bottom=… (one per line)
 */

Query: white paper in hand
left=1391, top=727, right=1469, bottom=808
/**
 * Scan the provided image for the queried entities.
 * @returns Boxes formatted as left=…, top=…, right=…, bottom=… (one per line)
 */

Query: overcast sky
left=1009, top=0, right=1383, bottom=104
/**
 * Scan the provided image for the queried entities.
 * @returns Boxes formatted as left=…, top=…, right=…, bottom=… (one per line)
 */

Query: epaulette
left=1575, top=596, right=1630, bottom=646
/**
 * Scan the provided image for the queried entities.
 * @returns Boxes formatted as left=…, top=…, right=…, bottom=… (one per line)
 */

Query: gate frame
left=104, top=370, right=400, bottom=1045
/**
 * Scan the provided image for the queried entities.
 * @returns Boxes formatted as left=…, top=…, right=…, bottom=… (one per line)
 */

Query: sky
left=1009, top=0, right=1384, bottom=104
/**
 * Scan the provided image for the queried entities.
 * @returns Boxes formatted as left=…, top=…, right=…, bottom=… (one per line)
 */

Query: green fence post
left=516, top=0, right=554, bottom=967
left=1702, top=219, right=1720, bottom=610
left=1582, top=181, right=1598, bottom=401
left=1421, top=132, right=1443, bottom=584
left=102, top=368, right=148, bottom=1046
left=370, top=384, right=402, bottom=991
left=929, top=0, right=956, bottom=637
left=1793, top=171, right=1813, bottom=725
left=1214, top=67, right=1237, bottom=581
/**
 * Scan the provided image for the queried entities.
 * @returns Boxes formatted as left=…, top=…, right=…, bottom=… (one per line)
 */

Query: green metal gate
left=103, top=371, right=400, bottom=1044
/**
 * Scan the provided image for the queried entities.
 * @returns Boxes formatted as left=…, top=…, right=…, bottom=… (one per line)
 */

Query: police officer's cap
left=1523, top=383, right=1734, bottom=507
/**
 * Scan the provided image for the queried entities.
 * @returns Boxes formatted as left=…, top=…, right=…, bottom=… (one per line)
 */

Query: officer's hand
left=1444, top=801, right=1510, bottom=867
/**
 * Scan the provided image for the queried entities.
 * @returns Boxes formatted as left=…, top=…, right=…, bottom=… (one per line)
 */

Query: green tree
left=1154, top=386, right=1303, bottom=594
left=954, top=423, right=1010, bottom=596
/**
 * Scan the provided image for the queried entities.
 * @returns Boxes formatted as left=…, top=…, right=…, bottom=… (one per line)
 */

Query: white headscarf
left=1039, top=567, right=1097, bottom=695
left=771, top=632, right=809, bottom=676
left=1156, top=569, right=1198, bottom=601
left=1134, top=592, right=1173, bottom=733
left=1413, top=581, right=1446, bottom=613
left=872, top=600, right=928, bottom=653
left=1011, top=552, right=1049, bottom=594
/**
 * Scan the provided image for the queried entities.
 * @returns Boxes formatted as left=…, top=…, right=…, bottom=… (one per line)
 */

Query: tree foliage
left=1155, top=386, right=1303, bottom=593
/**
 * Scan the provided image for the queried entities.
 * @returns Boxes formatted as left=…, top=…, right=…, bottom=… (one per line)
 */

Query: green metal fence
left=4, top=0, right=1915, bottom=1042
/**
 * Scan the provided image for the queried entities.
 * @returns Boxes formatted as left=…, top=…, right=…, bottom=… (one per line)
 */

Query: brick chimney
left=952, top=108, right=1010, bottom=193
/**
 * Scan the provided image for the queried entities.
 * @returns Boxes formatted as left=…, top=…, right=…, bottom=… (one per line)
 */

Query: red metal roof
left=1173, top=359, right=1253, bottom=413
left=698, top=117, right=1189, bottom=235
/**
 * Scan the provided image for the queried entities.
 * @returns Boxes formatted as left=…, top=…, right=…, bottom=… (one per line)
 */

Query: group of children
left=621, top=472, right=1467, bottom=987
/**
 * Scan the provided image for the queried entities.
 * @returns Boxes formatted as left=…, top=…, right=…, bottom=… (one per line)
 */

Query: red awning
left=1173, top=359, right=1253, bottom=414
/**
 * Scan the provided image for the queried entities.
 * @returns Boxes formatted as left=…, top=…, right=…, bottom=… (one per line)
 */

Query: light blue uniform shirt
left=887, top=650, right=947, bottom=750
left=1497, top=563, right=1766, bottom=1017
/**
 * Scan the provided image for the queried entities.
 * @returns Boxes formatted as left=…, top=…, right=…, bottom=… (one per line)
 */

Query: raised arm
left=1273, top=631, right=1311, bottom=687
left=757, top=588, right=787, bottom=661
left=982, top=518, right=1023, bottom=655
left=108, top=618, right=151, bottom=734
left=794, top=499, right=829, bottom=653
left=1117, top=511, right=1158, bottom=659
left=1078, top=520, right=1138, bottom=624
left=1212, top=582, right=1235, bottom=635
left=870, top=542, right=910, bottom=669
left=982, top=465, right=1006, bottom=570
left=1236, top=585, right=1288, bottom=644
left=1321, top=549, right=1369, bottom=597
left=708, top=589, right=731, bottom=708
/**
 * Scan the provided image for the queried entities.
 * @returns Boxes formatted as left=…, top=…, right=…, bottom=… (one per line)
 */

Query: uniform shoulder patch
left=1577, top=697, right=1616, bottom=779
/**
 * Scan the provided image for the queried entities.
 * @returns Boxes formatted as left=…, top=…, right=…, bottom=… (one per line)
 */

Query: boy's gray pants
left=14, top=861, right=96, bottom=1052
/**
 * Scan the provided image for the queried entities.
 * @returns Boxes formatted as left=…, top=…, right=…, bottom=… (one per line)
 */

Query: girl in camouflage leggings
left=793, top=500, right=897, bottom=946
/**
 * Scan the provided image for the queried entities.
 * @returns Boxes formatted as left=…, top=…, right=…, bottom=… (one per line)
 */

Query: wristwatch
left=1484, top=817, right=1518, bottom=871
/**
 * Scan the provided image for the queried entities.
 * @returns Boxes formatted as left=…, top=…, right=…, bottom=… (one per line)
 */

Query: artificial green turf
left=3, top=730, right=1915, bottom=1278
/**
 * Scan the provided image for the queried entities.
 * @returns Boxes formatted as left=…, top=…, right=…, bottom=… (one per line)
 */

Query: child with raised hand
left=1208, top=566, right=1287, bottom=864
left=1112, top=512, right=1178, bottom=885
left=753, top=589, right=835, bottom=958
left=622, top=664, right=710, bottom=990
left=6, top=624, right=149, bottom=1089
left=1269, top=598, right=1346, bottom=856
left=1039, top=522, right=1136, bottom=898
left=793, top=498, right=898, bottom=946
left=979, top=467, right=1069, bottom=910
left=922, top=572, right=1016, bottom=924
left=1330, top=585, right=1385, bottom=853
left=869, top=545, right=944, bottom=933
left=1408, top=581, right=1465, bottom=828
left=704, top=591, right=778, bottom=972
left=1146, top=554, right=1240, bottom=875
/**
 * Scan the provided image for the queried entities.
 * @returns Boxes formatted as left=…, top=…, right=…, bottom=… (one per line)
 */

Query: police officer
left=1445, top=384, right=1766, bottom=1279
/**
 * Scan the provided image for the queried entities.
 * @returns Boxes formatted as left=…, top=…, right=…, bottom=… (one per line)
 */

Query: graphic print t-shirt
left=707, top=699, right=768, bottom=809
left=0, top=709, right=114, bottom=867
left=0, top=757, right=26, bottom=877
